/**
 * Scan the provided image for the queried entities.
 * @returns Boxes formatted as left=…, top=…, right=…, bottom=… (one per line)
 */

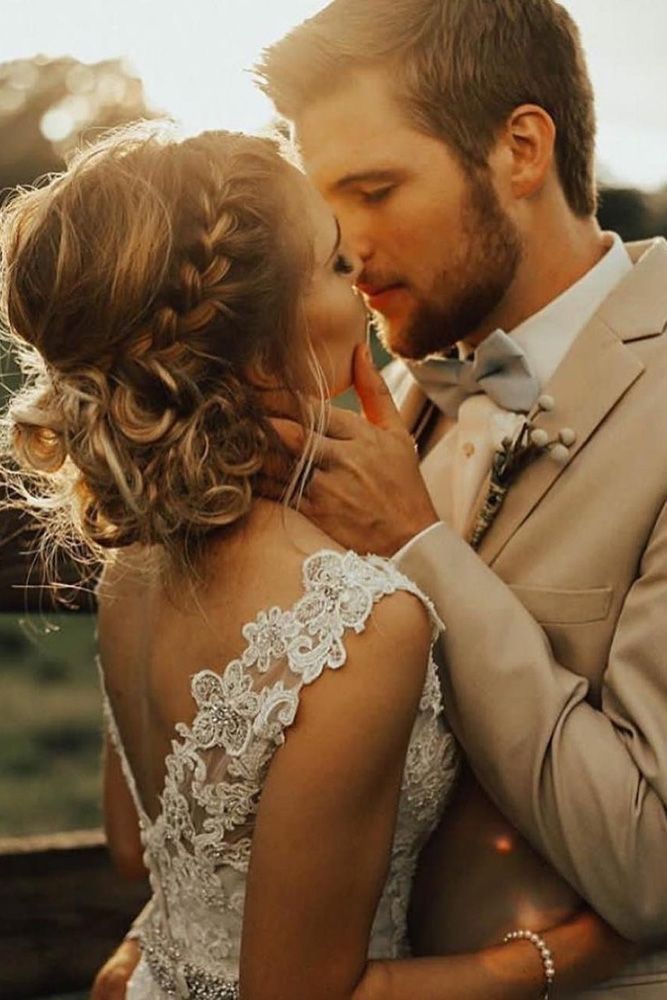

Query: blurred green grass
left=0, top=612, right=103, bottom=837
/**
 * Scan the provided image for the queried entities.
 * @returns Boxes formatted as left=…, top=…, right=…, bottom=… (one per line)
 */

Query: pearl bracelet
left=503, top=928, right=555, bottom=999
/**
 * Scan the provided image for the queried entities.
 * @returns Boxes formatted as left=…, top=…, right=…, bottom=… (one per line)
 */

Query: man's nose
left=353, top=234, right=374, bottom=263
left=338, top=214, right=374, bottom=266
left=347, top=247, right=367, bottom=284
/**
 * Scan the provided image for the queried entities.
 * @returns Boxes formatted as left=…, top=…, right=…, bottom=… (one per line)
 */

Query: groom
left=256, top=0, right=667, bottom=996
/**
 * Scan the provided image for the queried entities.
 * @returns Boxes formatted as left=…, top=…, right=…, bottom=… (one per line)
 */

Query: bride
left=1, top=124, right=631, bottom=999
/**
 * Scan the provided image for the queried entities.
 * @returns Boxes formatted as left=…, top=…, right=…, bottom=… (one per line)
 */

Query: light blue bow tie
left=407, top=329, right=541, bottom=417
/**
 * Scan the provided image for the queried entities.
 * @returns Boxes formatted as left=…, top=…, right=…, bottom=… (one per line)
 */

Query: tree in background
left=598, top=184, right=667, bottom=242
left=0, top=55, right=151, bottom=195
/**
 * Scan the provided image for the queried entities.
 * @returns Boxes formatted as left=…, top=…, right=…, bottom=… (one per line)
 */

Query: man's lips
left=356, top=282, right=405, bottom=306
left=356, top=281, right=403, bottom=297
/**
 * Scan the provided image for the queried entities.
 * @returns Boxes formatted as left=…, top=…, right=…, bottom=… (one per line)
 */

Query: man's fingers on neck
left=269, top=417, right=306, bottom=454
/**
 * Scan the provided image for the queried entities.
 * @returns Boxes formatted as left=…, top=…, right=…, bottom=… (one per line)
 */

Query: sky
left=1, top=0, right=666, bottom=191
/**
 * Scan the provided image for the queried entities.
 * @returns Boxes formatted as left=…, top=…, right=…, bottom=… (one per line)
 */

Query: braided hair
left=0, top=123, right=316, bottom=581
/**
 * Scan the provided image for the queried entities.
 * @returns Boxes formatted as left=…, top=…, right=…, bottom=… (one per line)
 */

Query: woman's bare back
left=97, top=502, right=345, bottom=822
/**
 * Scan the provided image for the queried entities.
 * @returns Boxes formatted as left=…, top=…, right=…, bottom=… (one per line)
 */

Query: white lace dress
left=100, top=549, right=459, bottom=999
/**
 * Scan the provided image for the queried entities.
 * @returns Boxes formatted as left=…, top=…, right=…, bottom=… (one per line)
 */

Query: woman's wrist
left=503, top=930, right=555, bottom=998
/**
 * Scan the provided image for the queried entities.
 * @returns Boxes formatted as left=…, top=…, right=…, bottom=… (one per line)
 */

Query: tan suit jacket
left=392, top=238, right=667, bottom=996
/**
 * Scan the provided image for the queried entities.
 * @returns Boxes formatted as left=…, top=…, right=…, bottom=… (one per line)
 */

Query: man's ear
left=503, top=104, right=557, bottom=201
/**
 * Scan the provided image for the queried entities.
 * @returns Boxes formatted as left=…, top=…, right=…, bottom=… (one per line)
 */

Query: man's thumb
left=354, top=344, right=402, bottom=428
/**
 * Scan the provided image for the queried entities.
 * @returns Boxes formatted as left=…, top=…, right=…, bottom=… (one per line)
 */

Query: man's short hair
left=256, top=0, right=597, bottom=217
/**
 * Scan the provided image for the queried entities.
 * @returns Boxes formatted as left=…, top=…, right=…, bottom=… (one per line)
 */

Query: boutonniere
left=468, top=395, right=578, bottom=551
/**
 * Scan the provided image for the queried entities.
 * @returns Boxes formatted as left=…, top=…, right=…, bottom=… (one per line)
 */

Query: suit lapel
left=478, top=321, right=643, bottom=564
left=475, top=238, right=667, bottom=565
left=599, top=237, right=667, bottom=340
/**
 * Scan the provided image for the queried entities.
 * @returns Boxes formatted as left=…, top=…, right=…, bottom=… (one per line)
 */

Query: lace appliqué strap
left=185, top=550, right=445, bottom=755
left=256, top=549, right=443, bottom=682
left=185, top=548, right=445, bottom=751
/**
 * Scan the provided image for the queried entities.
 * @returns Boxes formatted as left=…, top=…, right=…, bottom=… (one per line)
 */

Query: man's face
left=294, top=67, right=522, bottom=358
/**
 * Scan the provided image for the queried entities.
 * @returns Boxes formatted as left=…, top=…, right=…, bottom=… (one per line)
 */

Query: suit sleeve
left=394, top=507, right=667, bottom=943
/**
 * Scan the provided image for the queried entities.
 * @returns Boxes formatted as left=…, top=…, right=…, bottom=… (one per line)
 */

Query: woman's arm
left=238, top=590, right=635, bottom=1000
left=103, top=733, right=147, bottom=881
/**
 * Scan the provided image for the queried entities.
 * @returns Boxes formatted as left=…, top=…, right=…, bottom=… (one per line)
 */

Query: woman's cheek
left=306, top=283, right=366, bottom=395
left=333, top=293, right=367, bottom=377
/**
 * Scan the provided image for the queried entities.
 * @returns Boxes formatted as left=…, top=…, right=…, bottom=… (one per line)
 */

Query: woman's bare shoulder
left=204, top=501, right=348, bottom=612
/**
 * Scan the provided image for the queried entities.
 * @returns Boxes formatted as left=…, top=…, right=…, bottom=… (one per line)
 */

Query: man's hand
left=272, top=345, right=438, bottom=556
left=91, top=937, right=140, bottom=1000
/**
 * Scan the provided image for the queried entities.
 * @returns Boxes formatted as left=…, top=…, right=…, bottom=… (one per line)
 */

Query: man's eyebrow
left=332, top=169, right=399, bottom=191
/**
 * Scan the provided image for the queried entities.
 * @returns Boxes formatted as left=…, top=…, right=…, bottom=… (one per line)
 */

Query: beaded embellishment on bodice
left=100, top=550, right=459, bottom=998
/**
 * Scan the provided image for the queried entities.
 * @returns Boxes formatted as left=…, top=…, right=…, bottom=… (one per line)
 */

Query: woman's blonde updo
left=0, top=122, right=315, bottom=581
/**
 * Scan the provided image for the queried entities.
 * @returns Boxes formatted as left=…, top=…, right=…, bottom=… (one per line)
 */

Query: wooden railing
left=0, top=830, right=150, bottom=1000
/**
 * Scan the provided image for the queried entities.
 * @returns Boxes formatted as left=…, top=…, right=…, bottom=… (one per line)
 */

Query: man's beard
left=379, top=170, right=523, bottom=361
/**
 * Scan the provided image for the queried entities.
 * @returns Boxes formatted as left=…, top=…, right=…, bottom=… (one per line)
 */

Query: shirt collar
left=483, top=232, right=632, bottom=388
